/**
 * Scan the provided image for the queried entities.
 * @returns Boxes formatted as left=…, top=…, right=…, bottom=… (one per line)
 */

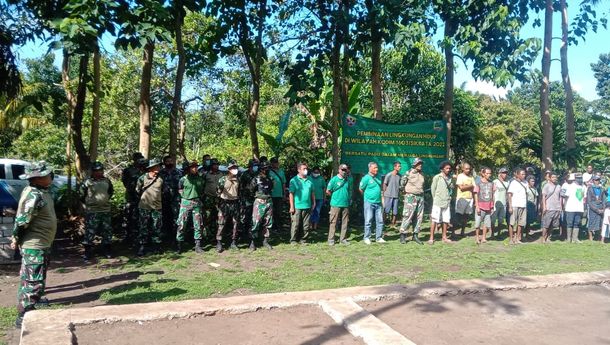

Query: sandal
left=442, top=238, right=453, bottom=243
left=427, top=240, right=434, bottom=245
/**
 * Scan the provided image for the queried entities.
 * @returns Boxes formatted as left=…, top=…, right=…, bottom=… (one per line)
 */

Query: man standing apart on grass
left=507, top=168, right=527, bottom=244
left=81, top=161, right=114, bottom=261
left=326, top=164, right=352, bottom=245
left=136, top=158, right=167, bottom=256
left=473, top=167, right=494, bottom=244
left=216, top=160, right=241, bottom=252
left=398, top=158, right=424, bottom=245
left=383, top=162, right=402, bottom=227
left=289, top=162, right=315, bottom=244
left=586, top=175, right=606, bottom=241
left=11, top=162, right=57, bottom=328
left=455, top=162, right=475, bottom=237
left=491, top=167, right=509, bottom=238
left=269, top=157, right=287, bottom=233
left=540, top=172, right=561, bottom=243
left=429, top=161, right=453, bottom=244
left=360, top=162, right=385, bottom=244
left=309, top=166, right=326, bottom=232
left=175, top=161, right=205, bottom=254
left=561, top=173, right=585, bottom=243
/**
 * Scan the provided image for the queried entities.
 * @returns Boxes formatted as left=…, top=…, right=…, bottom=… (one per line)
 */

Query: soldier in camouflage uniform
left=399, top=158, right=425, bottom=245
left=121, top=152, right=145, bottom=245
left=81, top=161, right=114, bottom=261
left=135, top=158, right=167, bottom=256
left=159, top=155, right=182, bottom=242
left=239, top=159, right=259, bottom=240
left=249, top=161, right=274, bottom=250
left=176, top=160, right=206, bottom=253
left=203, top=158, right=222, bottom=238
left=11, top=161, right=57, bottom=328
left=216, top=160, right=240, bottom=252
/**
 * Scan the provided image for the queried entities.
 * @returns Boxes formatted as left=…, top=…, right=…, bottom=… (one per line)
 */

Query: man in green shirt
left=326, top=164, right=352, bottom=245
left=428, top=161, right=454, bottom=244
left=289, top=162, right=315, bottom=244
left=176, top=160, right=205, bottom=254
left=359, top=162, right=384, bottom=244
left=269, top=157, right=287, bottom=233
left=309, top=166, right=326, bottom=231
left=12, top=161, right=57, bottom=328
left=81, top=161, right=114, bottom=261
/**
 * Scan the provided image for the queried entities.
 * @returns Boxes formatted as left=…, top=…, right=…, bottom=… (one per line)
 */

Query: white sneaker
left=363, top=238, right=371, bottom=245
left=376, top=238, right=387, bottom=243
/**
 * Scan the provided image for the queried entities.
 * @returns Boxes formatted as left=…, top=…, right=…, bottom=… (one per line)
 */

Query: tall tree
left=539, top=0, right=554, bottom=171
left=592, top=53, right=610, bottom=111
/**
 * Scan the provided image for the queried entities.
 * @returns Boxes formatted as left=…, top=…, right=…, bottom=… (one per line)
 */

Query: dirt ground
left=75, top=305, right=364, bottom=345
left=361, top=284, right=610, bottom=345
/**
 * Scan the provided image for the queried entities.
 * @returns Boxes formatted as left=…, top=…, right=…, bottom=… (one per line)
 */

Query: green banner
left=341, top=114, right=446, bottom=175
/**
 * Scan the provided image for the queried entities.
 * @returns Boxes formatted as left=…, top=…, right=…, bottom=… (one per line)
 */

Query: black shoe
left=136, top=245, right=145, bottom=257
left=216, top=241, right=223, bottom=253
left=15, top=314, right=23, bottom=328
left=230, top=241, right=238, bottom=250
left=400, top=233, right=406, bottom=244
left=194, top=240, right=203, bottom=254
left=36, top=297, right=50, bottom=308
left=263, top=238, right=273, bottom=250
left=103, top=244, right=112, bottom=259
left=176, top=241, right=183, bottom=254
left=82, top=245, right=92, bottom=262
left=249, top=241, right=256, bottom=251
left=413, top=233, right=423, bottom=245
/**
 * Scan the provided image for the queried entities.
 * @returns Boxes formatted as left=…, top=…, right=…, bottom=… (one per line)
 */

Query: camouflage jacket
left=251, top=174, right=273, bottom=199
left=159, top=168, right=182, bottom=200
left=239, top=170, right=258, bottom=201
left=13, top=185, right=57, bottom=249
left=122, top=165, right=142, bottom=202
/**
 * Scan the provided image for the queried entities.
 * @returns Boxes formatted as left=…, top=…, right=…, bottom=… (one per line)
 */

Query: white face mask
left=230, top=169, right=238, bottom=175
left=312, top=173, right=320, bottom=177
left=302, top=169, right=308, bottom=176
left=252, top=166, right=259, bottom=172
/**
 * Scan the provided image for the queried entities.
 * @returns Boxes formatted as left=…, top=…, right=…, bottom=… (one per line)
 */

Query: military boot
left=136, top=245, right=146, bottom=257
left=399, top=233, right=406, bottom=244
left=176, top=241, right=183, bottom=254
left=216, top=241, right=223, bottom=253
left=194, top=240, right=203, bottom=254
left=82, top=245, right=93, bottom=262
left=230, top=241, right=238, bottom=250
left=572, top=228, right=582, bottom=243
left=263, top=238, right=273, bottom=250
left=412, top=233, right=423, bottom=245
left=103, top=244, right=113, bottom=259
left=249, top=240, right=256, bottom=251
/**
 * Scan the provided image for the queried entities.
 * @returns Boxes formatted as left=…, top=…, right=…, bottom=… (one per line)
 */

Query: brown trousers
left=328, top=206, right=350, bottom=241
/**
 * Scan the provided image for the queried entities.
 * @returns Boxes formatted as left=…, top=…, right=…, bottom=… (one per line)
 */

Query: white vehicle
left=0, top=158, right=74, bottom=211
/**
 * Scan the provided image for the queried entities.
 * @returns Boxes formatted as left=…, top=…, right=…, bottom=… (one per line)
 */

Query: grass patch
left=96, top=223, right=610, bottom=305
left=0, top=306, right=17, bottom=345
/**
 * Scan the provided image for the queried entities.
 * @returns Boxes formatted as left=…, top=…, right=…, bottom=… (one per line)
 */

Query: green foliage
left=11, top=124, right=67, bottom=168
left=591, top=53, right=610, bottom=112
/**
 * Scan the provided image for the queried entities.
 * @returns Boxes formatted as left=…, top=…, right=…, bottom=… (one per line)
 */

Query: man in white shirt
left=582, top=165, right=594, bottom=186
left=507, top=168, right=527, bottom=244
left=561, top=173, right=585, bottom=243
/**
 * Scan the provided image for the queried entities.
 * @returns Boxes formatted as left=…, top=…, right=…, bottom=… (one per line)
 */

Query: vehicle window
left=11, top=165, right=25, bottom=180
left=0, top=164, right=5, bottom=179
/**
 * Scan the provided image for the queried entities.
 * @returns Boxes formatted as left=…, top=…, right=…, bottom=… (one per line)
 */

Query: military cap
left=19, top=161, right=53, bottom=180
left=91, top=161, right=104, bottom=171
left=146, top=158, right=162, bottom=169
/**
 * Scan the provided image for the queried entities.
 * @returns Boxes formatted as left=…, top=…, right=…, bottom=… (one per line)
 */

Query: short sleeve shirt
left=289, top=175, right=313, bottom=209
left=359, top=174, right=382, bottom=204
left=383, top=172, right=401, bottom=198
left=507, top=180, right=528, bottom=208
left=327, top=175, right=351, bottom=208
left=493, top=179, right=509, bottom=206
left=474, top=181, right=495, bottom=211
left=310, top=176, right=326, bottom=200
left=561, top=183, right=585, bottom=212
left=456, top=173, right=475, bottom=200
left=270, top=169, right=286, bottom=198
left=542, top=182, right=561, bottom=211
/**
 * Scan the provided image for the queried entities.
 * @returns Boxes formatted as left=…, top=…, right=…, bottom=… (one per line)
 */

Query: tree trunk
left=330, top=4, right=343, bottom=175
left=540, top=0, right=554, bottom=171
left=366, top=0, right=383, bottom=120
left=65, top=53, right=91, bottom=180
left=442, top=19, right=454, bottom=159
left=178, top=109, right=187, bottom=161
left=560, top=0, right=575, bottom=169
left=139, top=41, right=154, bottom=159
left=61, top=51, right=74, bottom=214
left=89, top=42, right=101, bottom=163
left=169, top=10, right=185, bottom=160
left=340, top=0, right=350, bottom=117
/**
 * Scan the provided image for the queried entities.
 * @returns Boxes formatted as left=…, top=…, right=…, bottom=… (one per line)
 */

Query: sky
left=14, top=3, right=610, bottom=102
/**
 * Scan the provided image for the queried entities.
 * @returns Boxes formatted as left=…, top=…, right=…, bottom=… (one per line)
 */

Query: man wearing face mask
left=289, top=162, right=315, bottom=244
left=203, top=158, right=223, bottom=240
left=239, top=159, right=259, bottom=240
left=216, top=160, right=241, bottom=252
left=326, top=164, right=352, bottom=245
left=249, top=161, right=274, bottom=250
left=160, top=155, right=182, bottom=242
left=198, top=154, right=212, bottom=175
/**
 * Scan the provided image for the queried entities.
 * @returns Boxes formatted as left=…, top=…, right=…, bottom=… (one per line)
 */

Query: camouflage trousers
left=251, top=198, right=273, bottom=239
left=240, top=200, right=254, bottom=237
left=216, top=199, right=240, bottom=241
left=176, top=198, right=203, bottom=242
left=203, top=196, right=219, bottom=237
left=17, top=248, right=50, bottom=313
left=138, top=208, right=163, bottom=245
left=122, top=201, right=139, bottom=240
left=83, top=212, right=113, bottom=245
left=399, top=194, right=424, bottom=234
left=162, top=196, right=181, bottom=240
